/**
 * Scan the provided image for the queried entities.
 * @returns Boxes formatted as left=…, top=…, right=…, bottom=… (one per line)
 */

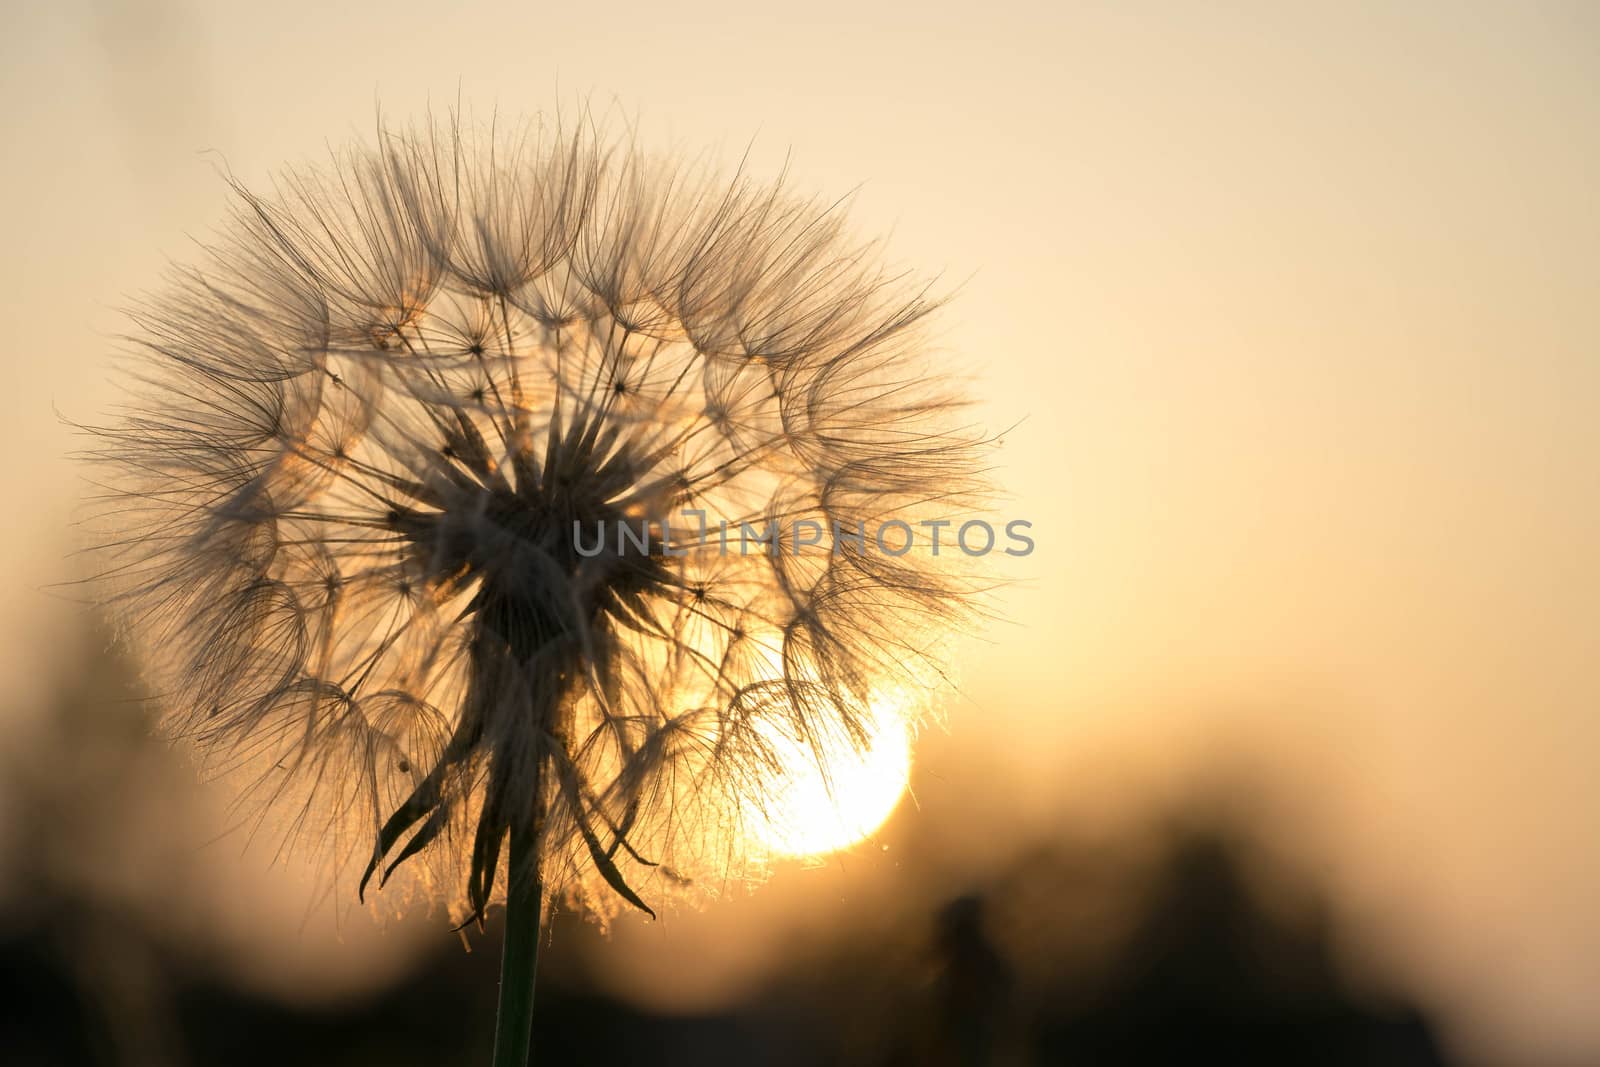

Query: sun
left=745, top=699, right=914, bottom=858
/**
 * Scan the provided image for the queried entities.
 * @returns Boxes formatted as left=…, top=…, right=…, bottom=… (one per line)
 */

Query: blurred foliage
left=0, top=627, right=1450, bottom=1066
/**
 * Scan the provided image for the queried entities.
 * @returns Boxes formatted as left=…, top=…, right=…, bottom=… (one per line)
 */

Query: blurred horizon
left=3, top=2, right=1597, bottom=1065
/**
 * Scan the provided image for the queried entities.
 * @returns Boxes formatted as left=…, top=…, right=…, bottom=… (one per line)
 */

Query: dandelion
left=82, top=111, right=991, bottom=1064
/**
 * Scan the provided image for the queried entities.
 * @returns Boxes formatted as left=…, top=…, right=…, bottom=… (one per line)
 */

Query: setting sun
left=746, top=701, right=914, bottom=859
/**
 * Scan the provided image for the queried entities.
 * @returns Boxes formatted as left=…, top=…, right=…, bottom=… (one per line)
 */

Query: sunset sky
left=2, top=4, right=1596, bottom=1064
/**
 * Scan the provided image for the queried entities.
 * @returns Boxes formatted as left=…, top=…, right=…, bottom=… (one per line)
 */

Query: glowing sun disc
left=747, top=704, right=913, bottom=858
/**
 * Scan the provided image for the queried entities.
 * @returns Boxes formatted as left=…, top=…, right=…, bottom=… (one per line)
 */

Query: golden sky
left=1, top=3, right=1596, bottom=1063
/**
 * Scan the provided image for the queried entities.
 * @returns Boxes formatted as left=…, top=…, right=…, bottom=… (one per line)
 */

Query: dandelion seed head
left=84, top=112, right=992, bottom=923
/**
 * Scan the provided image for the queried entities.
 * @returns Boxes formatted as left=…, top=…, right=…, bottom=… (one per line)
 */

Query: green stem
left=491, top=818, right=542, bottom=1067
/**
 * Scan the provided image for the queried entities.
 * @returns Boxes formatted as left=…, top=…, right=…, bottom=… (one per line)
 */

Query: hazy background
left=1, top=2, right=1596, bottom=1064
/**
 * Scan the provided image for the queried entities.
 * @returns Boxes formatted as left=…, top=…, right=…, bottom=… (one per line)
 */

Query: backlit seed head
left=82, top=112, right=993, bottom=923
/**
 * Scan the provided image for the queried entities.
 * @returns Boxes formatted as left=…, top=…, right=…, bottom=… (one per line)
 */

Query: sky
left=1, top=2, right=1596, bottom=1063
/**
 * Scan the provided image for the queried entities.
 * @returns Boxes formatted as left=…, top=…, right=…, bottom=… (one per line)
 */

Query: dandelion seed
left=80, top=109, right=992, bottom=1063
